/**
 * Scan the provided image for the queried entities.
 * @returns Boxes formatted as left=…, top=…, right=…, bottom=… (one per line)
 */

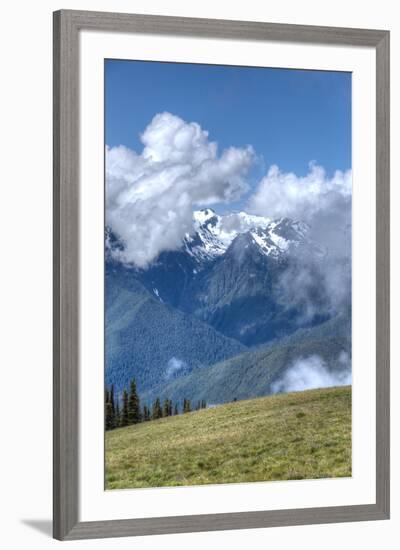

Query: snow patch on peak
left=249, top=218, right=310, bottom=258
left=268, top=230, right=289, bottom=251
left=250, top=230, right=277, bottom=256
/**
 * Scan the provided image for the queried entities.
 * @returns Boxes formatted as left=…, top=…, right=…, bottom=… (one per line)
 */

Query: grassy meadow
left=105, top=386, right=351, bottom=490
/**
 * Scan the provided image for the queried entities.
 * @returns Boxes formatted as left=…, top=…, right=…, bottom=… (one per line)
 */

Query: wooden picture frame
left=53, top=9, right=390, bottom=540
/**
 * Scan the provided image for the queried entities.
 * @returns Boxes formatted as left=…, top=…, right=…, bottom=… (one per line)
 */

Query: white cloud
left=106, top=112, right=254, bottom=268
left=247, top=163, right=352, bottom=321
left=165, top=357, right=187, bottom=380
left=271, top=354, right=351, bottom=394
left=274, top=252, right=351, bottom=323
left=247, top=162, right=351, bottom=225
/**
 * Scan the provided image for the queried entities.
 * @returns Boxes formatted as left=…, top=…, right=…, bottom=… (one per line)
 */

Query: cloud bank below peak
left=106, top=112, right=254, bottom=268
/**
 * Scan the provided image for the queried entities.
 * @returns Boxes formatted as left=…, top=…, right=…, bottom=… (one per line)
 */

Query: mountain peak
left=187, top=210, right=312, bottom=265
left=247, top=218, right=310, bottom=258
left=193, top=208, right=217, bottom=225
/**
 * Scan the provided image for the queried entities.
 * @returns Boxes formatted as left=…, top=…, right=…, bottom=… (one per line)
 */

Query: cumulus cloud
left=248, top=162, right=351, bottom=227
left=106, top=112, right=254, bottom=268
left=271, top=353, right=351, bottom=394
left=248, top=162, right=352, bottom=257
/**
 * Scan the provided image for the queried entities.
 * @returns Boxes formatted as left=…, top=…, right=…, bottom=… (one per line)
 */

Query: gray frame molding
left=53, top=9, right=390, bottom=541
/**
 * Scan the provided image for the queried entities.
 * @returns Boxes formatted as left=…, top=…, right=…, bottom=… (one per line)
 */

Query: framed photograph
left=53, top=10, right=390, bottom=541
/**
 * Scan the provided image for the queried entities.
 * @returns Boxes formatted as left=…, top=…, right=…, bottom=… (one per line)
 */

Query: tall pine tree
left=109, top=384, right=116, bottom=428
left=105, top=401, right=113, bottom=430
left=121, top=389, right=129, bottom=427
left=152, top=398, right=162, bottom=420
left=105, top=388, right=114, bottom=431
left=115, top=401, right=121, bottom=428
left=163, top=398, right=170, bottom=417
left=128, top=379, right=140, bottom=425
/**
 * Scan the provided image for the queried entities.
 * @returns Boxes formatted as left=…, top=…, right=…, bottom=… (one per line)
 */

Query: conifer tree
left=174, top=403, right=179, bottom=416
left=121, top=389, right=129, bottom=427
left=115, top=401, right=121, bottom=428
left=109, top=384, right=116, bottom=428
left=152, top=397, right=162, bottom=420
left=110, top=385, right=115, bottom=411
left=105, top=388, right=113, bottom=430
left=163, top=398, right=170, bottom=418
left=105, top=401, right=113, bottom=431
left=128, top=379, right=140, bottom=425
left=183, top=398, right=191, bottom=413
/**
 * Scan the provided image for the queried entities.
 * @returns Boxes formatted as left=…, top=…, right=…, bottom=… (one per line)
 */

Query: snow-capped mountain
left=106, top=208, right=336, bottom=347
left=183, top=209, right=310, bottom=265
left=106, top=208, right=314, bottom=269
left=105, top=207, right=351, bottom=400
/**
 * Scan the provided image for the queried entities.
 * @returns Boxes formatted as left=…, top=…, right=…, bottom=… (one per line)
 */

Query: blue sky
left=105, top=59, right=351, bottom=180
left=105, top=60, right=351, bottom=267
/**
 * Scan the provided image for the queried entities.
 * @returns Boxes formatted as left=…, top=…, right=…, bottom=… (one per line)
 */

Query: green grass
left=105, top=386, right=351, bottom=489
